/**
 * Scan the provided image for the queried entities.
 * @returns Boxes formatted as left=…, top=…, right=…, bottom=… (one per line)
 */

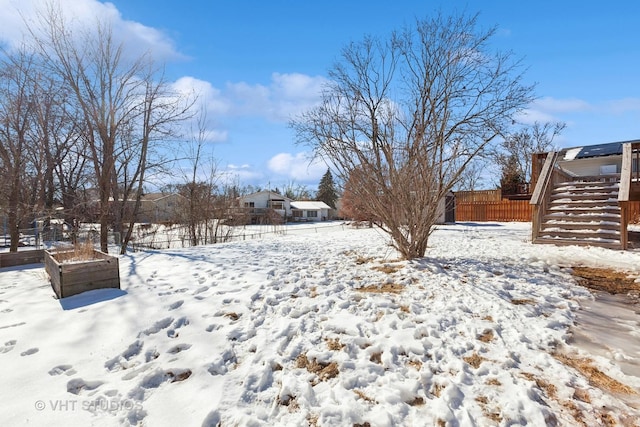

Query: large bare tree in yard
left=29, top=5, right=192, bottom=253
left=292, top=13, right=534, bottom=259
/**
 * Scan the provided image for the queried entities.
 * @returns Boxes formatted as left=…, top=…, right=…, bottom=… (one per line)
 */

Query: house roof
left=560, top=139, right=640, bottom=160
left=290, top=201, right=332, bottom=210
left=240, top=190, right=293, bottom=202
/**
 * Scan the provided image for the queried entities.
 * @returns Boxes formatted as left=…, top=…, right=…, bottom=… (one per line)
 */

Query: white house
left=238, top=191, right=292, bottom=224
left=290, top=201, right=332, bottom=221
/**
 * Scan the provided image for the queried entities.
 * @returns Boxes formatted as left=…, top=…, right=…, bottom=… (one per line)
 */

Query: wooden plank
left=619, top=143, right=632, bottom=202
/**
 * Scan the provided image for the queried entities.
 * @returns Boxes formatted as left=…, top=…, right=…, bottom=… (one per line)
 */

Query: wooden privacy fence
left=455, top=198, right=640, bottom=223
left=455, top=199, right=532, bottom=222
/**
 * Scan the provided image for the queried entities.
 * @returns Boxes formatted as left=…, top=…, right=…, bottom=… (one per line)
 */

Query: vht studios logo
left=35, top=399, right=139, bottom=412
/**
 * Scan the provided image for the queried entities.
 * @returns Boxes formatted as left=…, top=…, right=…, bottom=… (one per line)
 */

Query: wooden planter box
left=0, top=250, right=45, bottom=268
left=45, top=250, right=120, bottom=299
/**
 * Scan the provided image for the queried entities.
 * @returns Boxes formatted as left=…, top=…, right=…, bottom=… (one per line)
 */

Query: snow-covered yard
left=1, top=222, right=639, bottom=426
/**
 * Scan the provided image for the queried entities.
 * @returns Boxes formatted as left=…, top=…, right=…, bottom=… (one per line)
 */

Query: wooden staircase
left=535, top=177, right=623, bottom=249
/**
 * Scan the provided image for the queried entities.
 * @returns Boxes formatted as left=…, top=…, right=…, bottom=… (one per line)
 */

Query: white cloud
left=532, top=97, right=592, bottom=113
left=267, top=152, right=327, bottom=182
left=220, top=164, right=263, bottom=185
left=226, top=73, right=327, bottom=121
left=0, top=0, right=181, bottom=61
left=605, top=98, right=640, bottom=114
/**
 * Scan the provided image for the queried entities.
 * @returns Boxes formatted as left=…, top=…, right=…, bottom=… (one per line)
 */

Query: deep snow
left=0, top=222, right=639, bottom=426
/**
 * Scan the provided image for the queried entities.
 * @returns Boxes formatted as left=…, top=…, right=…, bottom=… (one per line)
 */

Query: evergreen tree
left=316, top=169, right=338, bottom=208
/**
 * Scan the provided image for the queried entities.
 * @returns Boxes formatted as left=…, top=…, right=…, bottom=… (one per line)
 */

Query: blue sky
left=1, top=0, right=639, bottom=190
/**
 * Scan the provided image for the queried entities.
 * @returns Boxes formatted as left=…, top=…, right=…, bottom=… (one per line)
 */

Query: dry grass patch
left=511, top=298, right=535, bottom=306
left=355, top=256, right=375, bottom=265
left=309, top=286, right=318, bottom=298
left=486, top=378, right=502, bottom=386
left=431, top=383, right=444, bottom=398
left=463, top=352, right=486, bottom=369
left=372, top=264, right=403, bottom=274
left=407, top=396, right=425, bottom=406
left=357, top=283, right=404, bottom=294
left=554, top=353, right=637, bottom=395
left=477, top=329, right=494, bottom=343
left=277, top=393, right=299, bottom=411
left=353, top=389, right=376, bottom=403
left=296, top=354, right=339, bottom=381
left=369, top=352, right=382, bottom=364
left=224, top=312, right=240, bottom=321
left=521, top=372, right=557, bottom=399
left=482, top=315, right=494, bottom=322
left=407, top=359, right=422, bottom=370
left=570, top=266, right=640, bottom=294
left=325, top=337, right=344, bottom=351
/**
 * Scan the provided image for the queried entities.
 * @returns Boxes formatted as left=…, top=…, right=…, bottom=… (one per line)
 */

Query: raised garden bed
left=0, top=250, right=44, bottom=268
left=45, top=249, right=120, bottom=299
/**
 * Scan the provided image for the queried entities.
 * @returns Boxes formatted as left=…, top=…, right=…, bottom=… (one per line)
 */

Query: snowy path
left=0, top=222, right=639, bottom=426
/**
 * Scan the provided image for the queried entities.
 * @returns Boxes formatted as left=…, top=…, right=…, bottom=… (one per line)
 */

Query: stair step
left=550, top=192, right=617, bottom=201
left=554, top=182, right=619, bottom=192
left=541, top=221, right=620, bottom=231
left=547, top=207, right=620, bottom=216
left=533, top=237, right=623, bottom=250
left=542, top=213, right=620, bottom=227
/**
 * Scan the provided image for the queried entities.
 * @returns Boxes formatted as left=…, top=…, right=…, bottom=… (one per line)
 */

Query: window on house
left=292, top=210, right=302, bottom=217
left=244, top=202, right=255, bottom=207
left=270, top=201, right=284, bottom=210
left=307, top=210, right=318, bottom=217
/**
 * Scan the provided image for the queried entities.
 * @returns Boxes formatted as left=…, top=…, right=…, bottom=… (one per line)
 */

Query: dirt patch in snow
left=570, top=267, right=640, bottom=295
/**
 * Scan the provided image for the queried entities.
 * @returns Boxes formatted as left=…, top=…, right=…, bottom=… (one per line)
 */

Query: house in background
left=290, top=201, right=332, bottom=221
left=137, top=193, right=184, bottom=223
left=530, top=139, right=640, bottom=249
left=237, top=191, right=292, bottom=224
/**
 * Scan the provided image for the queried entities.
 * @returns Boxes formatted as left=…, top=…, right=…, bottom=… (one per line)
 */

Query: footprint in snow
left=48, top=364, right=77, bottom=376
left=167, top=317, right=189, bottom=338
left=168, top=300, right=184, bottom=310
left=105, top=340, right=144, bottom=371
left=140, top=317, right=174, bottom=337
left=67, top=378, right=104, bottom=395
left=0, top=339, right=17, bottom=353
left=20, top=347, right=38, bottom=356
left=167, top=343, right=192, bottom=354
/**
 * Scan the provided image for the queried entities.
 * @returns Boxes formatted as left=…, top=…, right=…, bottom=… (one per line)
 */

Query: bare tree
left=492, top=121, right=565, bottom=187
left=283, top=181, right=312, bottom=200
left=0, top=47, right=37, bottom=251
left=292, top=12, right=534, bottom=259
left=29, top=5, right=193, bottom=253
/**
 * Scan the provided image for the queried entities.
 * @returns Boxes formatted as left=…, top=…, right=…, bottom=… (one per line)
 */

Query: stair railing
left=530, top=152, right=558, bottom=242
left=617, top=142, right=640, bottom=249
